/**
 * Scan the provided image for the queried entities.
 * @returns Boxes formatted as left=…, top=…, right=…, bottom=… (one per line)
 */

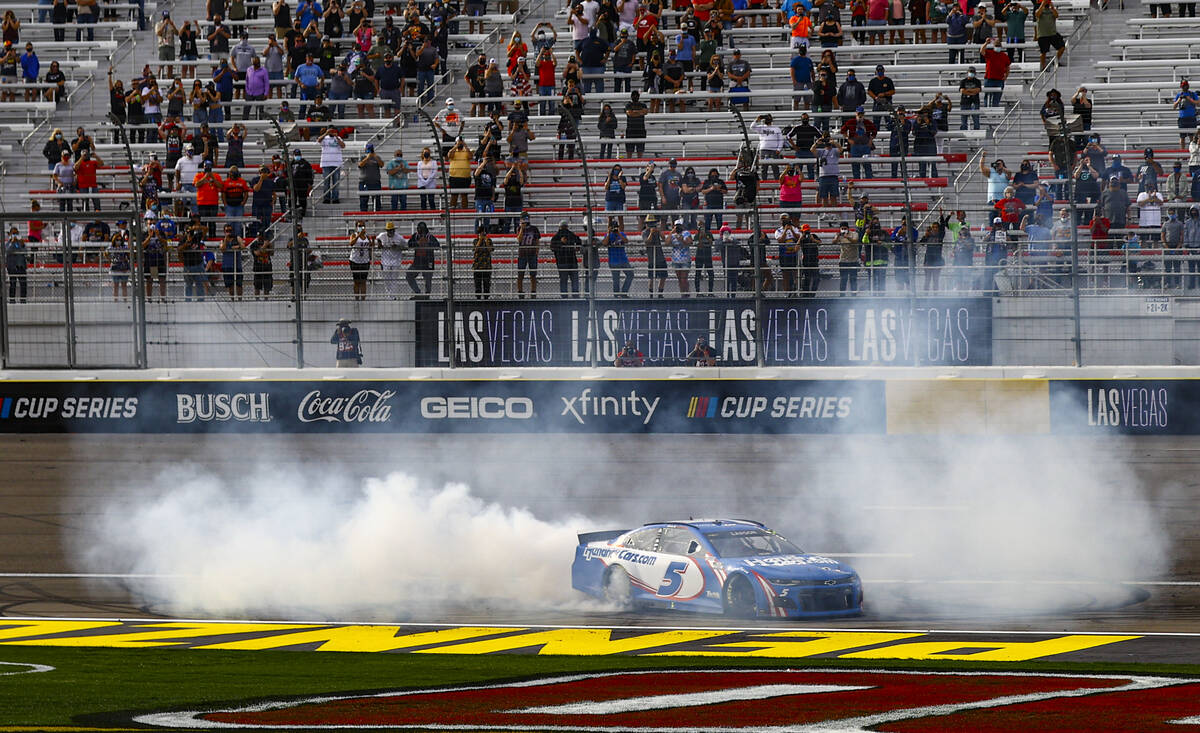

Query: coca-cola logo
left=297, top=389, right=395, bottom=423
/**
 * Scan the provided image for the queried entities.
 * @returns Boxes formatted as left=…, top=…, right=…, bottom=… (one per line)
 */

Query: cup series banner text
left=414, top=297, right=993, bottom=367
left=0, top=379, right=887, bottom=434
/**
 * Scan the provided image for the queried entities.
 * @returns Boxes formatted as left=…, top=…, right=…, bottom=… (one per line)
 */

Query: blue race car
left=571, top=519, right=862, bottom=618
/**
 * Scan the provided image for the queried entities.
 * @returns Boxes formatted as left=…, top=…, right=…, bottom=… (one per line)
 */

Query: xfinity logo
left=177, top=393, right=271, bottom=423
left=298, top=389, right=395, bottom=423
left=420, top=396, right=534, bottom=419
left=561, top=388, right=660, bottom=425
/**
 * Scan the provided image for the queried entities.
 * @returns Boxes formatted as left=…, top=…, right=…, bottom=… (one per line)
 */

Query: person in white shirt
left=318, top=126, right=346, bottom=204
left=581, top=0, right=601, bottom=26
left=751, top=113, right=785, bottom=181
left=617, top=0, right=639, bottom=31
left=174, top=145, right=202, bottom=214
left=416, top=147, right=438, bottom=209
left=347, top=220, right=372, bottom=300
left=376, top=220, right=406, bottom=298
left=668, top=219, right=693, bottom=296
left=1137, top=182, right=1165, bottom=247
left=568, top=3, right=590, bottom=50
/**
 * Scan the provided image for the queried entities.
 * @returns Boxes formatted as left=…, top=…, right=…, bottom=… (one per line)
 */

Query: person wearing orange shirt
left=222, top=165, right=252, bottom=237
left=74, top=150, right=103, bottom=212
left=194, top=160, right=224, bottom=237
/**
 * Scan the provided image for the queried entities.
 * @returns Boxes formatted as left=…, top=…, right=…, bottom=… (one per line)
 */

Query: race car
left=571, top=519, right=862, bottom=618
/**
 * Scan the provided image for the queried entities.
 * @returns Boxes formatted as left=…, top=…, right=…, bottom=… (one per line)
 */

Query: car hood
left=734, top=554, right=858, bottom=581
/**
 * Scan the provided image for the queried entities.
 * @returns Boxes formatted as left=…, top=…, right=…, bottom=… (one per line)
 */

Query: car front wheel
left=722, top=575, right=758, bottom=618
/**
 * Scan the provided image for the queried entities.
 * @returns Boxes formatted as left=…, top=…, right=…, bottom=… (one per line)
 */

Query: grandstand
left=0, top=0, right=1195, bottom=367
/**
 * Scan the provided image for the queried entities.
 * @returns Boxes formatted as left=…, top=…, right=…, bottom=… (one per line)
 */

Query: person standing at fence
left=693, top=221, right=715, bottom=295
left=515, top=213, right=541, bottom=298
left=717, top=224, right=741, bottom=296
left=669, top=219, right=693, bottom=297
left=178, top=215, right=207, bottom=301
left=219, top=223, right=245, bottom=300
left=550, top=220, right=581, bottom=297
left=775, top=213, right=800, bottom=294
left=605, top=218, right=634, bottom=296
left=331, top=318, right=362, bottom=366
left=5, top=228, right=27, bottom=304
left=376, top=220, right=405, bottom=299
left=357, top=143, right=384, bottom=212
left=1185, top=206, right=1200, bottom=289
left=1138, top=182, right=1165, bottom=249
left=798, top=223, right=821, bottom=295
left=406, top=221, right=438, bottom=298
left=833, top=221, right=858, bottom=294
left=107, top=223, right=132, bottom=302
left=471, top=224, right=494, bottom=299
left=385, top=150, right=410, bottom=212
left=250, top=234, right=274, bottom=299
left=1162, top=211, right=1184, bottom=288
left=348, top=221, right=372, bottom=301
left=644, top=215, right=668, bottom=297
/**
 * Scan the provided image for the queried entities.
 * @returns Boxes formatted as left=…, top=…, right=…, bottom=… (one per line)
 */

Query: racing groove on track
left=2, top=434, right=1200, bottom=633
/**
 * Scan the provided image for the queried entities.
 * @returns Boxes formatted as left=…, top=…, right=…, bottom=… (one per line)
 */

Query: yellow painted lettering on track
left=648, top=631, right=926, bottom=657
left=840, top=634, right=1142, bottom=661
left=197, top=626, right=521, bottom=652
left=416, top=628, right=736, bottom=655
left=0, top=621, right=121, bottom=642
left=1, top=622, right=317, bottom=649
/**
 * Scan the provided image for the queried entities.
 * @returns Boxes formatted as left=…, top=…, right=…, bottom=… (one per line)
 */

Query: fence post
left=728, top=104, right=765, bottom=367
left=107, top=113, right=148, bottom=367
left=266, top=118, right=304, bottom=369
left=416, top=108, right=457, bottom=368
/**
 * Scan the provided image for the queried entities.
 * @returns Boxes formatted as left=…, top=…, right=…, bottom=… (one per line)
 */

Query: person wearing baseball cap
left=331, top=318, right=362, bottom=367
left=960, top=66, right=982, bottom=131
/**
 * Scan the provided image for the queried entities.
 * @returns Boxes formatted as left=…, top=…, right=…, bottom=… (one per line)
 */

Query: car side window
left=659, top=527, right=700, bottom=555
left=624, top=528, right=660, bottom=551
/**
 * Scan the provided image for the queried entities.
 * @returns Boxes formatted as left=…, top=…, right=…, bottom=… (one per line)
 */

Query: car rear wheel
left=603, top=566, right=633, bottom=609
left=723, top=576, right=758, bottom=618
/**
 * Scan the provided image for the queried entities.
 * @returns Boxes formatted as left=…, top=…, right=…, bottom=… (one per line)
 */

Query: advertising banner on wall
left=413, top=298, right=993, bottom=368
left=1049, top=380, right=1184, bottom=435
left=0, top=379, right=887, bottom=435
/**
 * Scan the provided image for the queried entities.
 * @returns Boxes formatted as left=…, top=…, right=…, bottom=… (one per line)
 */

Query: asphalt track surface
left=2, top=434, right=1200, bottom=661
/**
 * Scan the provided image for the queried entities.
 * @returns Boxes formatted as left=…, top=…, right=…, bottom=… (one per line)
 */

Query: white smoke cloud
left=78, top=466, right=600, bottom=620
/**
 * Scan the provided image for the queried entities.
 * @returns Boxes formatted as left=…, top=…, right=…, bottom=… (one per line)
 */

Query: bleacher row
left=7, top=0, right=1199, bottom=302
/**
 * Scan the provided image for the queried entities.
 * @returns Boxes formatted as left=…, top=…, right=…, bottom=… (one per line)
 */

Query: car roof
left=642, top=519, right=767, bottom=533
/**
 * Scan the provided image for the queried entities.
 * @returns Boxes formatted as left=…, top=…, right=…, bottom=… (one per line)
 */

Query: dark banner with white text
left=1049, top=380, right=1190, bottom=435
left=413, top=298, right=993, bottom=367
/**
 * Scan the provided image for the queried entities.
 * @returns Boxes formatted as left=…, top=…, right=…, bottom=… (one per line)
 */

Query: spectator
left=550, top=221, right=582, bottom=297
left=669, top=218, right=693, bottom=296
left=603, top=164, right=628, bottom=230
left=416, top=147, right=438, bottom=210
left=867, top=65, right=895, bottom=129
left=727, top=48, right=752, bottom=111
left=605, top=218, right=634, bottom=295
left=775, top=213, right=800, bottom=293
left=1185, top=206, right=1200, bottom=289
left=76, top=0, right=98, bottom=42
left=1178, top=82, right=1200, bottom=148
left=515, top=212, right=541, bottom=297
left=19, top=42, right=37, bottom=104
left=701, top=168, right=728, bottom=230
left=994, top=185, right=1026, bottom=230
left=143, top=222, right=169, bottom=301
left=386, top=150, right=410, bottom=211
left=468, top=224, right=493, bottom=299
left=981, top=155, right=1012, bottom=204
left=706, top=51, right=726, bottom=112
left=1137, top=182, right=1165, bottom=247
left=799, top=223, right=821, bottom=295
left=406, top=221, right=439, bottom=298
left=686, top=337, right=717, bottom=366
left=375, top=220, right=404, bottom=299
left=886, top=107, right=912, bottom=177
left=357, top=144, right=384, bottom=212
left=1099, top=176, right=1130, bottom=231
left=222, top=166, right=251, bottom=237
left=614, top=340, right=645, bottom=366
left=294, top=53, right=325, bottom=102
left=250, top=235, right=274, bottom=299
left=834, top=221, right=858, bottom=294
left=225, top=122, right=246, bottom=169
left=861, top=214, right=888, bottom=291
left=913, top=109, right=938, bottom=177
left=1073, top=156, right=1101, bottom=225
left=1104, top=154, right=1134, bottom=191
left=2, top=45, right=22, bottom=103
left=331, top=319, right=362, bottom=367
left=790, top=46, right=814, bottom=111
left=836, top=68, right=866, bottom=122
left=249, top=164, right=275, bottom=238
left=579, top=29, right=609, bottom=94
left=946, top=2, right=970, bottom=61
left=347, top=221, right=372, bottom=300
left=74, top=150, right=103, bottom=212
left=5, top=228, right=27, bottom=304
left=813, top=134, right=840, bottom=206
left=42, top=128, right=69, bottom=172
left=1137, top=148, right=1164, bottom=195
left=43, top=59, right=65, bottom=104
left=980, top=38, right=1011, bottom=107
left=317, top=126, right=345, bottom=204
left=1001, top=1, right=1027, bottom=63
left=817, top=13, right=843, bottom=47
left=473, top=158, right=497, bottom=232
left=1034, top=0, right=1065, bottom=71
left=108, top=223, right=132, bottom=302
left=624, top=90, right=648, bottom=157
left=180, top=21, right=200, bottom=79
left=959, top=66, right=982, bottom=130
left=839, top=107, right=876, bottom=179
left=194, top=159, right=224, bottom=237
left=716, top=224, right=740, bottom=296
left=51, top=151, right=75, bottom=212
left=244, top=56, right=270, bottom=119
left=175, top=145, right=203, bottom=215
left=751, top=114, right=786, bottom=181
left=1166, top=160, right=1189, bottom=202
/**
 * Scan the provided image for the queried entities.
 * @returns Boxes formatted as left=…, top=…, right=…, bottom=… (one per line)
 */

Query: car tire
left=602, top=566, right=633, bottom=609
left=722, top=575, right=758, bottom=618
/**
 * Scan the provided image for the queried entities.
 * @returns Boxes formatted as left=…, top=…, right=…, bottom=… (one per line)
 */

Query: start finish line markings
left=0, top=619, right=1142, bottom=661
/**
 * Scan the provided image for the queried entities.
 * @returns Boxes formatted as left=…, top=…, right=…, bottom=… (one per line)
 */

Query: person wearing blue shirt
left=293, top=54, right=325, bottom=115
left=297, top=0, right=323, bottom=29
left=789, top=47, right=813, bottom=111
left=604, top=219, right=633, bottom=295
left=19, top=43, right=38, bottom=103
left=1174, top=80, right=1198, bottom=147
left=578, top=29, right=609, bottom=94
left=1021, top=213, right=1053, bottom=286
left=1103, top=155, right=1134, bottom=192
left=676, top=32, right=696, bottom=71
left=946, top=5, right=969, bottom=64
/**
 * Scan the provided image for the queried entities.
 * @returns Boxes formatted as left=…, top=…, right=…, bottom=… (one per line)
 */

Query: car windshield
left=703, top=529, right=802, bottom=558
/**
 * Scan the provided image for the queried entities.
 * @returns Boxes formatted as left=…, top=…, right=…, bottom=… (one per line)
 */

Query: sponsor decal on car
left=136, top=669, right=1200, bottom=731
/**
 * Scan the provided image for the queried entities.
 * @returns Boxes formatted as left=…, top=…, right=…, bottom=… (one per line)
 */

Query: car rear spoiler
left=577, top=529, right=626, bottom=545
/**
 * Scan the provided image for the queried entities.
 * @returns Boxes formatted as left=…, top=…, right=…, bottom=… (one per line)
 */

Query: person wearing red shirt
left=74, top=150, right=103, bottom=212
left=28, top=200, right=44, bottom=243
left=993, top=186, right=1025, bottom=229
left=221, top=165, right=252, bottom=237
left=535, top=46, right=557, bottom=115
left=980, top=38, right=1011, bottom=107
left=634, top=6, right=658, bottom=51
left=193, top=160, right=224, bottom=237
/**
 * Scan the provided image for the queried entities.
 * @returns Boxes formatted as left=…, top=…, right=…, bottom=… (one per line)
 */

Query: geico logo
left=420, top=396, right=534, bottom=419
left=297, top=389, right=394, bottom=423
left=177, top=393, right=272, bottom=423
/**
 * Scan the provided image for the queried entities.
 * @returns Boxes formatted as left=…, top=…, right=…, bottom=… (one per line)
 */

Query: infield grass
left=1, top=646, right=1200, bottom=728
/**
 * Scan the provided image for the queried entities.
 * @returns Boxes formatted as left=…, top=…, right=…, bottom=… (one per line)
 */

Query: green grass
left=0, top=647, right=1198, bottom=727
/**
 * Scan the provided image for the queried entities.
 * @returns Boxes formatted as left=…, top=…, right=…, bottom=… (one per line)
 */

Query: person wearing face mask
left=833, top=221, right=859, bottom=295
left=1165, top=160, right=1189, bottom=202
left=716, top=224, right=741, bottom=296
left=347, top=220, right=373, bottom=300
left=980, top=37, right=1011, bottom=108
left=42, top=128, right=70, bottom=172
left=867, top=65, right=894, bottom=130
left=836, top=69, right=866, bottom=124
left=958, top=67, right=981, bottom=130
left=1162, top=210, right=1184, bottom=288
left=1011, top=159, right=1039, bottom=207
left=290, top=148, right=315, bottom=218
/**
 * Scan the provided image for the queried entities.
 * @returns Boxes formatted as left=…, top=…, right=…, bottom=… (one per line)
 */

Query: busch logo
left=297, top=389, right=395, bottom=423
left=177, top=393, right=271, bottom=423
